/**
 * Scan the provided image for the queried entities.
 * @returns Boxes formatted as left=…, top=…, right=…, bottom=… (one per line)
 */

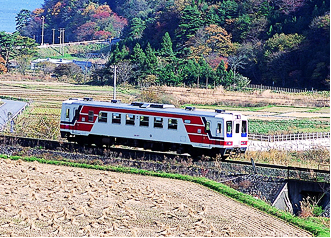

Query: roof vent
left=215, top=109, right=225, bottom=113
left=185, top=106, right=195, bottom=111
left=140, top=103, right=150, bottom=108
left=111, top=99, right=121, bottom=103
left=69, top=98, right=82, bottom=101
left=131, top=102, right=144, bottom=107
left=83, top=97, right=93, bottom=101
left=150, top=104, right=175, bottom=109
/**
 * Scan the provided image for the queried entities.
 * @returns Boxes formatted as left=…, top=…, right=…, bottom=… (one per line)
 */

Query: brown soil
left=157, top=86, right=329, bottom=108
left=0, top=158, right=311, bottom=237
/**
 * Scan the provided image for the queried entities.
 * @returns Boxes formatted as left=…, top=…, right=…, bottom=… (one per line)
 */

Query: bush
left=54, top=63, right=83, bottom=83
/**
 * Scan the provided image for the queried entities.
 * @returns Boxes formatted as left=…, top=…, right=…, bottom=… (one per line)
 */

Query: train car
left=60, top=98, right=248, bottom=159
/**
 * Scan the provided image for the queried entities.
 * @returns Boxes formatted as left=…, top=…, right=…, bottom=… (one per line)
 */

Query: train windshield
left=226, top=121, right=232, bottom=137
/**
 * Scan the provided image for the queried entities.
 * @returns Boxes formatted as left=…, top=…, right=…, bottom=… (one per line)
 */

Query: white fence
left=249, top=132, right=330, bottom=142
left=246, top=84, right=320, bottom=94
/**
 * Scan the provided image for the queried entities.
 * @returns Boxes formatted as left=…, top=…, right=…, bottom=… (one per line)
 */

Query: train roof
left=63, top=98, right=247, bottom=119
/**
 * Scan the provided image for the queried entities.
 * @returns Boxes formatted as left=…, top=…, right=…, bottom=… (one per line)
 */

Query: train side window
left=140, top=116, right=149, bottom=127
left=217, top=123, right=222, bottom=135
left=226, top=121, right=232, bottom=137
left=66, top=108, right=70, bottom=119
left=154, top=117, right=163, bottom=128
left=168, top=119, right=177, bottom=130
left=235, top=123, right=240, bottom=133
left=205, top=121, right=210, bottom=132
left=112, top=113, right=121, bottom=124
left=88, top=110, right=94, bottom=122
left=98, top=112, right=107, bottom=123
left=126, top=114, right=135, bottom=125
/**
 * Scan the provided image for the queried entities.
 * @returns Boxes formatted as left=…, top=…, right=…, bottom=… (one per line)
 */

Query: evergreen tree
left=109, top=44, right=122, bottom=64
left=145, top=42, right=158, bottom=73
left=216, top=60, right=228, bottom=86
left=131, top=43, right=146, bottom=66
left=176, top=5, right=203, bottom=46
left=129, top=17, right=146, bottom=40
left=199, top=57, right=216, bottom=88
left=160, top=32, right=174, bottom=58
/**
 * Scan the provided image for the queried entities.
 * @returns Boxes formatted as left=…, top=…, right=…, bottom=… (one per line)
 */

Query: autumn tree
left=186, top=24, right=235, bottom=68
left=0, top=55, right=7, bottom=73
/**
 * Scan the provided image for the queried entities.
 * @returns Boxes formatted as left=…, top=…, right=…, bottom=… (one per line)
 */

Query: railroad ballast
left=60, top=98, right=248, bottom=159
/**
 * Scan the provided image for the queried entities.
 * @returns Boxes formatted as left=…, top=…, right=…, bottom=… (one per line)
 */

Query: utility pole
left=52, top=29, right=55, bottom=45
left=62, top=28, right=65, bottom=56
left=41, top=16, right=45, bottom=45
left=58, top=28, right=65, bottom=55
left=113, top=65, right=117, bottom=100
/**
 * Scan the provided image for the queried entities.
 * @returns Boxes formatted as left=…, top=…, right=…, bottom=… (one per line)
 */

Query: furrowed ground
left=0, top=158, right=312, bottom=237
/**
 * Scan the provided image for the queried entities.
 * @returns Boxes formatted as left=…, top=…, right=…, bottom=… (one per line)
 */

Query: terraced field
left=0, top=158, right=312, bottom=237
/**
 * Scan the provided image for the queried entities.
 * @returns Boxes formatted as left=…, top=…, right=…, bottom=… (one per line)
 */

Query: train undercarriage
left=61, top=132, right=246, bottom=160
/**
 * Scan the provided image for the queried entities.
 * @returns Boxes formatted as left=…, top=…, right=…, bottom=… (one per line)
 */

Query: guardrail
left=249, top=132, right=330, bottom=142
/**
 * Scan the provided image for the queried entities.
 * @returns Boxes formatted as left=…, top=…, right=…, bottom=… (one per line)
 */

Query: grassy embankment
left=0, top=154, right=329, bottom=237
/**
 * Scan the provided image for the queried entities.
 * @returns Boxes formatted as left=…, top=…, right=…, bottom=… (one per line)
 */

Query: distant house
left=31, top=58, right=104, bottom=71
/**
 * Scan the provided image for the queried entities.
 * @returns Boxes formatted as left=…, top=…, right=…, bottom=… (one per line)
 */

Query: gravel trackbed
left=0, top=158, right=312, bottom=237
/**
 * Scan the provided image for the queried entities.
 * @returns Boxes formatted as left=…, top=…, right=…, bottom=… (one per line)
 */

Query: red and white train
left=60, top=98, right=248, bottom=159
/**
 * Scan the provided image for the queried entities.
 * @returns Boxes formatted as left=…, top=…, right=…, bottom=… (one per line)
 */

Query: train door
left=233, top=116, right=242, bottom=147
left=203, top=120, right=211, bottom=144
left=73, top=106, right=79, bottom=132
left=215, top=121, right=223, bottom=138
left=63, top=107, right=71, bottom=122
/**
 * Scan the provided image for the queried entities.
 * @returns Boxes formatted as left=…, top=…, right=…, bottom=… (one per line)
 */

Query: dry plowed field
left=0, top=158, right=311, bottom=237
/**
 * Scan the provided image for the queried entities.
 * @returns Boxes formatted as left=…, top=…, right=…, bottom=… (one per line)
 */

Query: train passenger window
left=66, top=108, right=70, bottom=119
left=126, top=114, right=135, bottom=125
left=217, top=123, right=222, bottom=135
left=205, top=121, right=210, bottom=132
left=140, top=116, right=149, bottom=127
left=235, top=123, right=240, bottom=133
left=112, top=113, right=121, bottom=124
left=226, top=121, right=232, bottom=135
left=98, top=112, right=107, bottom=123
left=168, top=119, right=177, bottom=130
left=154, top=117, right=163, bottom=128
left=88, top=110, right=94, bottom=122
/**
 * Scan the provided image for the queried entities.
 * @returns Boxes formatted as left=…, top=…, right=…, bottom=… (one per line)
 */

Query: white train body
left=60, top=98, right=248, bottom=159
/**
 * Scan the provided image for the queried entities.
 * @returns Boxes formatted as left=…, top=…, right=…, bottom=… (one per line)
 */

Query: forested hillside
left=16, top=0, right=330, bottom=89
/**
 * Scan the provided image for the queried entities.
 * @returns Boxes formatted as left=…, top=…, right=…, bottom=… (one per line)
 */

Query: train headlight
left=241, top=141, right=247, bottom=145
left=226, top=141, right=233, bottom=145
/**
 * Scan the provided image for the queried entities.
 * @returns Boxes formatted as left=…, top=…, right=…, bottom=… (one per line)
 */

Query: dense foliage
left=0, top=31, right=38, bottom=73
left=13, top=0, right=331, bottom=89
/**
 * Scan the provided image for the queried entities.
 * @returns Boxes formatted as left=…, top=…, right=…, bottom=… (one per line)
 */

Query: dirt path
left=0, top=158, right=311, bottom=237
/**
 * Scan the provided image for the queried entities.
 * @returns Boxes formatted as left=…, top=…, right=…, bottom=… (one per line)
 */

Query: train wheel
left=190, top=148, right=203, bottom=160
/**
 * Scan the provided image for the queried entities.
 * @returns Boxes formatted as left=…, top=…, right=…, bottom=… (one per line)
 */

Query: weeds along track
left=0, top=135, right=329, bottom=182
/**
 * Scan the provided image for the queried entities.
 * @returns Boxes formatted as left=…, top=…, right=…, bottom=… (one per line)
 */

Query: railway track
left=0, top=134, right=329, bottom=177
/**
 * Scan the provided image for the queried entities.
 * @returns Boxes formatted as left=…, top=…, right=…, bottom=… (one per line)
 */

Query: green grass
left=37, top=43, right=110, bottom=60
left=249, top=119, right=330, bottom=134
left=0, top=154, right=329, bottom=237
